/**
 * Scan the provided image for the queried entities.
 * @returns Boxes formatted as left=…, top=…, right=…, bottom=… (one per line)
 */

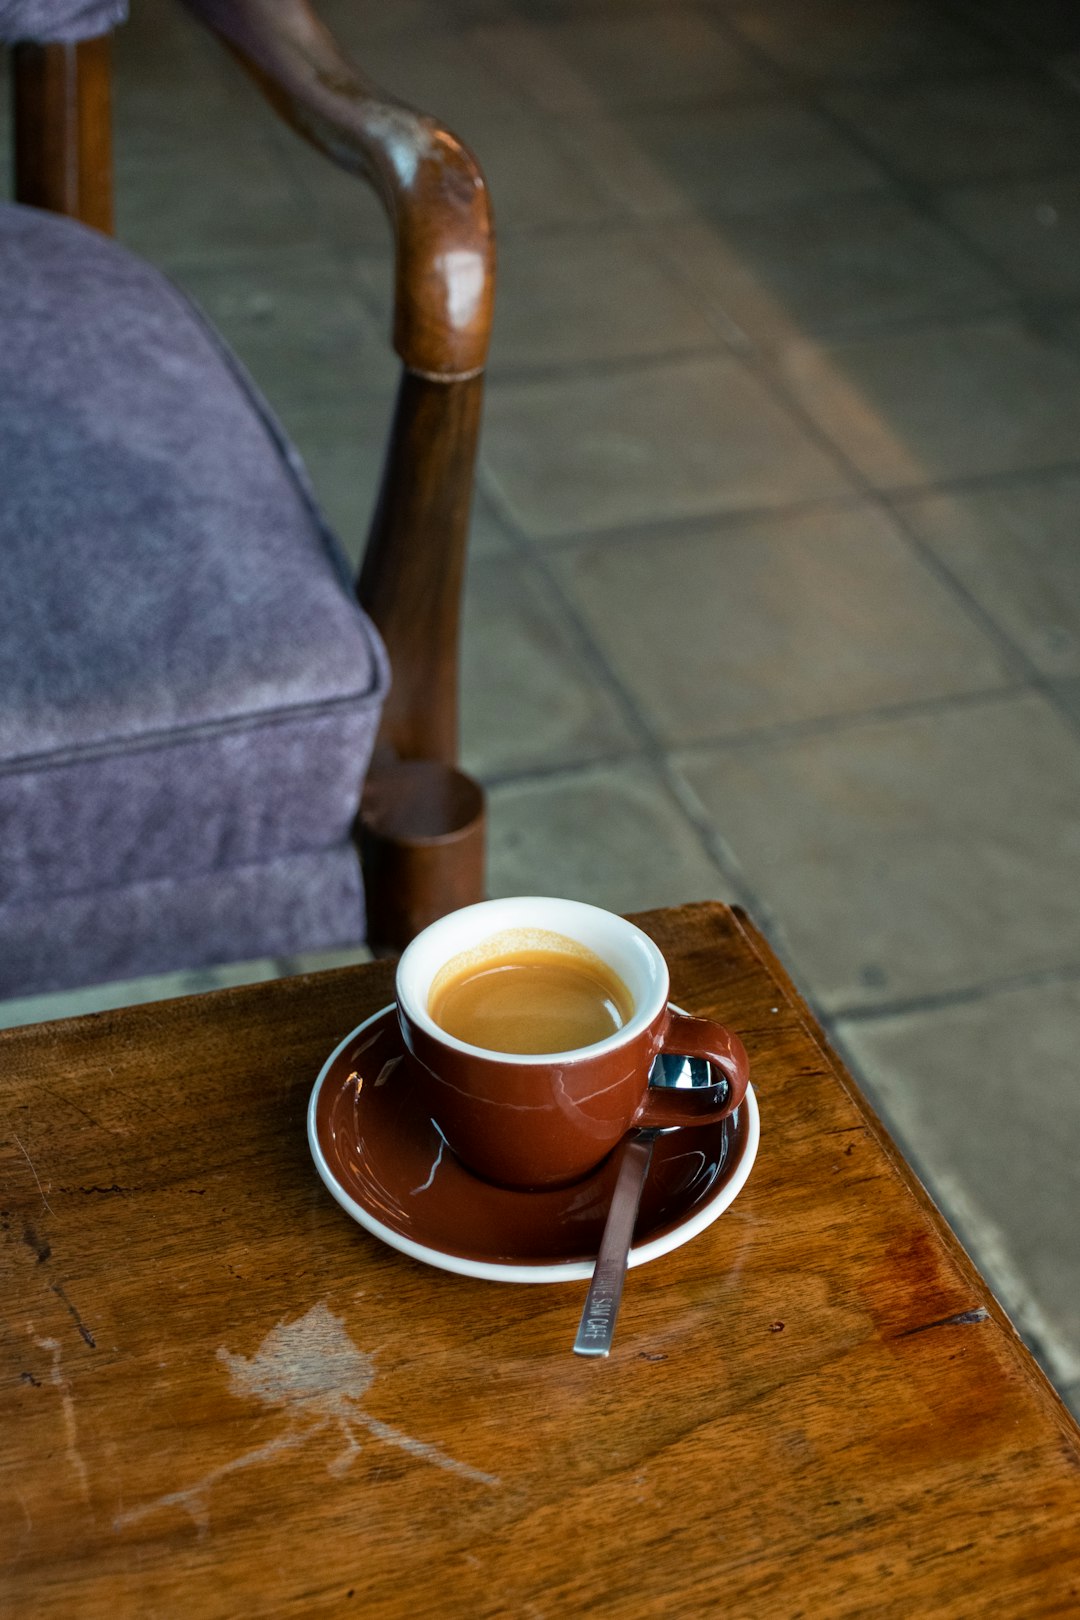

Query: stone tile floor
left=3, top=0, right=1080, bottom=1415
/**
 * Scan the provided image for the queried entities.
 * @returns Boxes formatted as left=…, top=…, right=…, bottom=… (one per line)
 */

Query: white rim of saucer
left=307, top=1005, right=761, bottom=1285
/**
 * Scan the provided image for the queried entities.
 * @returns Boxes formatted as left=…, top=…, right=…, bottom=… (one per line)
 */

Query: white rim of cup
left=395, top=896, right=671, bottom=1065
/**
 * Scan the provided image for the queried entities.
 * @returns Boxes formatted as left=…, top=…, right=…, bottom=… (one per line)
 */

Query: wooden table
left=3, top=903, right=1080, bottom=1618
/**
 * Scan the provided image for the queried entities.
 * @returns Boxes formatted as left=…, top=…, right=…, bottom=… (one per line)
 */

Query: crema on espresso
left=428, top=940, right=633, bottom=1055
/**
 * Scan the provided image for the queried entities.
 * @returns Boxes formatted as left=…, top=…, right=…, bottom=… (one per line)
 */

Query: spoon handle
left=573, top=1130, right=658, bottom=1358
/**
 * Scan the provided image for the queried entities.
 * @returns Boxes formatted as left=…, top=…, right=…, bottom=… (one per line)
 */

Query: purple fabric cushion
left=0, top=845, right=364, bottom=997
left=0, top=0, right=126, bottom=42
left=0, top=203, right=389, bottom=981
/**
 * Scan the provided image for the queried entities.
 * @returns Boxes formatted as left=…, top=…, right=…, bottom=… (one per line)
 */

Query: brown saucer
left=308, top=1006, right=760, bottom=1283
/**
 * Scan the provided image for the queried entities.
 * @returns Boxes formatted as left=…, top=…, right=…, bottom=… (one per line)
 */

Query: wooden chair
left=0, top=0, right=494, bottom=996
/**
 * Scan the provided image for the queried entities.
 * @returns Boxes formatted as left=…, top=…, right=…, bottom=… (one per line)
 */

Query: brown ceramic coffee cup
left=396, top=897, right=749, bottom=1189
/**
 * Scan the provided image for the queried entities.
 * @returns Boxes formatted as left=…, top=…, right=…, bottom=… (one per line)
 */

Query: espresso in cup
left=428, top=936, right=634, bottom=1055
left=397, top=899, right=750, bottom=1189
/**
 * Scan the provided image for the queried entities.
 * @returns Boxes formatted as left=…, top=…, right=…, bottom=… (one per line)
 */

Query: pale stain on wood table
left=113, top=1301, right=498, bottom=1537
left=2, top=903, right=1080, bottom=1618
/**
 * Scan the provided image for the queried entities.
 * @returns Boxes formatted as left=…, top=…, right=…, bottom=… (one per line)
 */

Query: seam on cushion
left=0, top=685, right=383, bottom=777
left=0, top=841, right=362, bottom=915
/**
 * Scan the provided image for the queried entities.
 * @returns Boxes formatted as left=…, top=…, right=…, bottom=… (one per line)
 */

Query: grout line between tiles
left=483, top=299, right=1080, bottom=388
left=877, top=523, right=1080, bottom=746
left=479, top=457, right=1080, bottom=553
left=827, top=958, right=1080, bottom=1025
left=486, top=341, right=735, bottom=388
left=883, top=455, right=1080, bottom=500
left=473, top=486, right=873, bottom=551
left=667, top=682, right=1036, bottom=758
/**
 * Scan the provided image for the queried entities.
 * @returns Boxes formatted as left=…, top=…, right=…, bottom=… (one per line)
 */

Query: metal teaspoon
left=572, top=1052, right=713, bottom=1358
left=573, top=1127, right=659, bottom=1358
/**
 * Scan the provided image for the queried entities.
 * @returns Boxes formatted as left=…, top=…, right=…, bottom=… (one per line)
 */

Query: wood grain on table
left=2, top=904, right=1079, bottom=1618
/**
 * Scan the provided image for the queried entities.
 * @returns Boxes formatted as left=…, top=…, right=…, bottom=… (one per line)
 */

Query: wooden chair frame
left=8, top=0, right=495, bottom=951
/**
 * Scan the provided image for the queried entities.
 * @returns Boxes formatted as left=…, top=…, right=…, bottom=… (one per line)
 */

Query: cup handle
left=632, top=1009, right=749, bottom=1130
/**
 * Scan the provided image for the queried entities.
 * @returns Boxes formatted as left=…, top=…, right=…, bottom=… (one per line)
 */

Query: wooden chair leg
left=356, top=367, right=487, bottom=950
left=359, top=760, right=485, bottom=952
left=359, top=368, right=484, bottom=766
left=12, top=36, right=114, bottom=233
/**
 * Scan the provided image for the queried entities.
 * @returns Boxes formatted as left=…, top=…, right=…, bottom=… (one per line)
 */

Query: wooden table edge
left=702, top=901, right=1080, bottom=1451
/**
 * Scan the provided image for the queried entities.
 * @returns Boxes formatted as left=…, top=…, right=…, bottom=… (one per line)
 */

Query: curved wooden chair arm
left=179, top=0, right=494, bottom=379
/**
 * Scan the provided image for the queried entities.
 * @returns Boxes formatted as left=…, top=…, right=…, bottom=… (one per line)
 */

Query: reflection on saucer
left=308, top=1006, right=759, bottom=1284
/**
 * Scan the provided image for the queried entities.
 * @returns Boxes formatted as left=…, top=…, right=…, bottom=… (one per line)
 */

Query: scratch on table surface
left=40, top=1083, right=110, bottom=1134
left=35, top=1335, right=90, bottom=1503
left=20, top=1219, right=98, bottom=1349
left=50, top=1281, right=97, bottom=1349
left=114, top=1303, right=497, bottom=1535
left=894, top=1307, right=991, bottom=1339
left=13, top=1135, right=53, bottom=1215
left=22, top=1220, right=50, bottom=1264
